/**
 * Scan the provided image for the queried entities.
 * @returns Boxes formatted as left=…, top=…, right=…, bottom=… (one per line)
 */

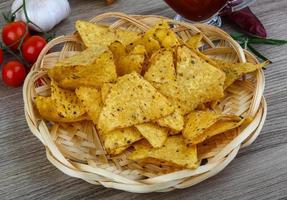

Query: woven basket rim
left=22, top=12, right=266, bottom=193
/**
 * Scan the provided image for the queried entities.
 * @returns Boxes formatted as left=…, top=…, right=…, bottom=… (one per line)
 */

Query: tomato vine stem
left=1, top=0, right=54, bottom=67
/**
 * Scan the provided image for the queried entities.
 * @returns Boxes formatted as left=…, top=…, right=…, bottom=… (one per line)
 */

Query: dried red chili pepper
left=222, top=7, right=267, bottom=38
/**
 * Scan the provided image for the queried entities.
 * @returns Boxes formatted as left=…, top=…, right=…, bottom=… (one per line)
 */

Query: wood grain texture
left=0, top=0, right=287, bottom=199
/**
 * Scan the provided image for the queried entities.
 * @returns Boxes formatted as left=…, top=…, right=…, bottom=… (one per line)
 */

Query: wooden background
left=1, top=0, right=287, bottom=199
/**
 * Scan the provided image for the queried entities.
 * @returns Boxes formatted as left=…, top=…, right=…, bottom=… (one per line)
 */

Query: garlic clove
left=11, top=0, right=71, bottom=32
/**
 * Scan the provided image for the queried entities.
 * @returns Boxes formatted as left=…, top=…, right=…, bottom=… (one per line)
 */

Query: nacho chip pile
left=35, top=20, right=266, bottom=170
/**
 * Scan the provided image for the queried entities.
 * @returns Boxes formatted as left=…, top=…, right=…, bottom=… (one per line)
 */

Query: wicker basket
left=23, top=12, right=266, bottom=193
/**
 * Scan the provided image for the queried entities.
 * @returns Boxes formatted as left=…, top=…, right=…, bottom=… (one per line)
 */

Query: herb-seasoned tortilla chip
left=110, top=41, right=146, bottom=76
left=128, top=20, right=179, bottom=55
left=156, top=109, right=184, bottom=133
left=183, top=110, right=244, bottom=144
left=141, top=36, right=161, bottom=56
left=144, top=50, right=176, bottom=83
left=176, top=46, right=226, bottom=104
left=50, top=81, right=86, bottom=118
left=108, top=147, right=127, bottom=156
left=128, top=135, right=198, bottom=169
left=191, top=115, right=244, bottom=144
left=130, top=44, right=146, bottom=55
left=194, top=50, right=220, bottom=68
left=109, top=41, right=126, bottom=58
left=76, top=20, right=141, bottom=48
left=48, top=50, right=117, bottom=89
left=75, top=87, right=102, bottom=124
left=102, top=127, right=142, bottom=155
left=55, top=46, right=107, bottom=67
left=153, top=22, right=180, bottom=49
left=98, top=72, right=174, bottom=132
left=143, top=48, right=194, bottom=114
left=151, top=80, right=196, bottom=115
left=35, top=96, right=86, bottom=122
left=101, top=83, right=114, bottom=103
left=117, top=50, right=146, bottom=76
left=135, top=123, right=168, bottom=148
left=183, top=111, right=221, bottom=143
left=197, top=129, right=238, bottom=159
left=145, top=46, right=225, bottom=115
left=76, top=20, right=116, bottom=47
left=115, top=29, right=142, bottom=46
left=213, top=59, right=266, bottom=88
left=186, top=33, right=203, bottom=49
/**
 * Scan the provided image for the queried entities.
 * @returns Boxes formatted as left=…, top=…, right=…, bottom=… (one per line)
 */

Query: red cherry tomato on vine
left=0, top=49, right=3, bottom=65
left=21, top=35, right=47, bottom=64
left=2, top=21, right=30, bottom=50
left=2, top=61, right=26, bottom=87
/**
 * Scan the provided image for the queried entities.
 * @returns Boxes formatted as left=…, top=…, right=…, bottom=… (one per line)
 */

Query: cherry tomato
left=21, top=36, right=47, bottom=64
left=0, top=49, right=3, bottom=65
left=2, top=61, right=26, bottom=87
left=2, top=21, right=30, bottom=50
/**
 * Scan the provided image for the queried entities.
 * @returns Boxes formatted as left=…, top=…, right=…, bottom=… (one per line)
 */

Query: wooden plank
left=0, top=0, right=287, bottom=199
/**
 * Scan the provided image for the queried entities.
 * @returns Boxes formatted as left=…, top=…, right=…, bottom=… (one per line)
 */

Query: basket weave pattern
left=23, top=12, right=266, bottom=193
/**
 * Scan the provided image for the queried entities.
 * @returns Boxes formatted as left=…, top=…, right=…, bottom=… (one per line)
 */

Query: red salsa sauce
left=164, top=0, right=229, bottom=21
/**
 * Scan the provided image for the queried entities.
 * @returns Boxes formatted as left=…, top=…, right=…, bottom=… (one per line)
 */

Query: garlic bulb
left=11, top=0, right=71, bottom=32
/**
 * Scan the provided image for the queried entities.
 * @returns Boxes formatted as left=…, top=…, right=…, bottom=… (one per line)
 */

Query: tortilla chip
left=50, top=81, right=86, bottom=118
left=197, top=129, right=238, bottom=159
left=35, top=96, right=86, bottom=122
left=143, top=48, right=193, bottom=114
left=144, top=50, right=176, bottom=83
left=109, top=147, right=127, bottom=155
left=183, top=110, right=221, bottom=143
left=146, top=20, right=179, bottom=48
left=110, top=41, right=146, bottom=76
left=128, top=20, right=179, bottom=55
left=138, top=23, right=162, bottom=54
left=213, top=59, right=266, bottom=88
left=55, top=46, right=107, bottom=67
left=101, top=83, right=114, bottom=103
left=128, top=135, right=198, bottom=169
left=191, top=116, right=244, bottom=144
left=109, top=40, right=126, bottom=56
left=76, top=20, right=116, bottom=47
left=75, top=87, right=102, bottom=124
left=151, top=80, right=196, bottom=115
left=125, top=44, right=147, bottom=74
left=176, top=46, right=226, bottom=104
left=183, top=110, right=244, bottom=144
left=153, top=24, right=180, bottom=49
left=115, top=29, right=142, bottom=46
left=117, top=51, right=145, bottom=76
left=192, top=49, right=220, bottom=68
left=98, top=72, right=174, bottom=132
left=142, top=37, right=161, bottom=55
left=76, top=20, right=142, bottom=48
left=130, top=44, right=146, bottom=55
left=144, top=46, right=225, bottom=115
left=135, top=123, right=168, bottom=148
left=186, top=33, right=203, bottom=49
left=49, top=50, right=117, bottom=89
left=184, top=33, right=220, bottom=68
left=102, top=127, right=142, bottom=155
left=156, top=109, right=184, bottom=132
